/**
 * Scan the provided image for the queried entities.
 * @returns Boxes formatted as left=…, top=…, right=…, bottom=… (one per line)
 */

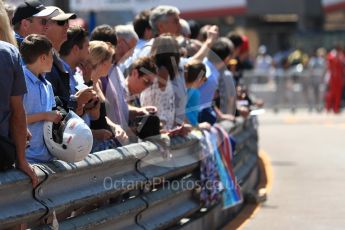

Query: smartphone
left=75, top=83, right=89, bottom=92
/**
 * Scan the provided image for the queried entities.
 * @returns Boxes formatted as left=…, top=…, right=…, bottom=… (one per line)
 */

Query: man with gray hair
left=115, top=24, right=138, bottom=72
left=133, top=6, right=184, bottom=126
left=137, top=7, right=220, bottom=128
left=149, top=5, right=181, bottom=36
left=137, top=5, right=181, bottom=58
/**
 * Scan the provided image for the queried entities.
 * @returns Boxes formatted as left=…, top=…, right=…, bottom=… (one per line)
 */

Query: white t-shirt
left=140, top=79, right=175, bottom=130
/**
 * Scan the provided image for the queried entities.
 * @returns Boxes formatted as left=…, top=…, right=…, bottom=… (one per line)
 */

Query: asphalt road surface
left=243, top=110, right=345, bottom=230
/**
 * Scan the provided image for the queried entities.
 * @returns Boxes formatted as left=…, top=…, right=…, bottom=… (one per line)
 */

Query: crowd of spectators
left=0, top=0, right=259, bottom=189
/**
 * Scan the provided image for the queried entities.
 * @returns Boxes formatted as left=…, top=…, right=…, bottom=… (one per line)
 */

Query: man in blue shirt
left=198, top=38, right=234, bottom=125
left=0, top=41, right=38, bottom=186
left=122, top=10, right=153, bottom=73
left=20, top=34, right=62, bottom=163
left=59, top=26, right=90, bottom=95
left=198, top=57, right=220, bottom=125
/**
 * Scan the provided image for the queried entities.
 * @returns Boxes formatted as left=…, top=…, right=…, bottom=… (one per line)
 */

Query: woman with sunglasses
left=125, top=56, right=157, bottom=107
left=86, top=41, right=128, bottom=152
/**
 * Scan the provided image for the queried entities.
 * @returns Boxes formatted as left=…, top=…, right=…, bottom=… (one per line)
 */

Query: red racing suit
left=325, top=50, right=344, bottom=113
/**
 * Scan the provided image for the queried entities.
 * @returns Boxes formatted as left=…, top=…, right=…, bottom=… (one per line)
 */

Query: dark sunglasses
left=55, top=20, right=69, bottom=26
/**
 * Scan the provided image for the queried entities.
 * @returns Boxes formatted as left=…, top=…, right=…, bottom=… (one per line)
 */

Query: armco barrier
left=136, top=177, right=201, bottom=230
left=179, top=118, right=259, bottom=230
left=0, top=117, right=259, bottom=230
left=37, top=198, right=146, bottom=230
left=0, top=168, right=47, bottom=229
left=137, top=135, right=200, bottom=183
left=33, top=143, right=150, bottom=219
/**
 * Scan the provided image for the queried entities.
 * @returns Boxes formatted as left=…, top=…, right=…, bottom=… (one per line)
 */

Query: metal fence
left=243, top=66, right=327, bottom=112
left=0, top=117, right=259, bottom=230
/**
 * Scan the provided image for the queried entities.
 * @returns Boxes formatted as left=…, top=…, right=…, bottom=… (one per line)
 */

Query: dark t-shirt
left=90, top=102, right=111, bottom=131
left=45, top=51, right=70, bottom=110
left=0, top=41, right=27, bottom=138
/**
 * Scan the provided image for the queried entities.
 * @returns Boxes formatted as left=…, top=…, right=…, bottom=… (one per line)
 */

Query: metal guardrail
left=33, top=143, right=151, bottom=223
left=180, top=118, right=259, bottom=230
left=37, top=197, right=146, bottom=230
left=242, top=67, right=326, bottom=111
left=138, top=136, right=200, bottom=183
left=0, top=117, right=259, bottom=230
left=137, top=177, right=201, bottom=230
left=0, top=168, right=47, bottom=229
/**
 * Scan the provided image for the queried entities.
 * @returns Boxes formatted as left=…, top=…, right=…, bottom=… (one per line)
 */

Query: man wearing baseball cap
left=44, top=7, right=96, bottom=117
left=44, top=6, right=76, bottom=51
left=12, top=0, right=58, bottom=45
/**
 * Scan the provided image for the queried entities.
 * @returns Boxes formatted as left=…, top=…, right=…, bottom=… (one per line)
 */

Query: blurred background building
left=5, top=0, right=345, bottom=55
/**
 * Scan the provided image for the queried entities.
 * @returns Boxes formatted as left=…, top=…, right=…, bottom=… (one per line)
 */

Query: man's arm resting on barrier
left=10, top=95, right=38, bottom=187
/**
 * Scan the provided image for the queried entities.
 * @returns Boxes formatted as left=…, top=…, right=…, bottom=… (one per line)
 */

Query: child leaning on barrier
left=184, top=60, right=211, bottom=130
left=20, top=34, right=63, bottom=163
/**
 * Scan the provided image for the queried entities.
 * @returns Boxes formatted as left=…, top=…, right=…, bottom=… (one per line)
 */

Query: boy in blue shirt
left=20, top=34, right=62, bottom=163
left=184, top=60, right=210, bottom=130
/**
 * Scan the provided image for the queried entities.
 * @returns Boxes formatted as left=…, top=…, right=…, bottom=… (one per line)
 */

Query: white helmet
left=43, top=111, right=93, bottom=163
